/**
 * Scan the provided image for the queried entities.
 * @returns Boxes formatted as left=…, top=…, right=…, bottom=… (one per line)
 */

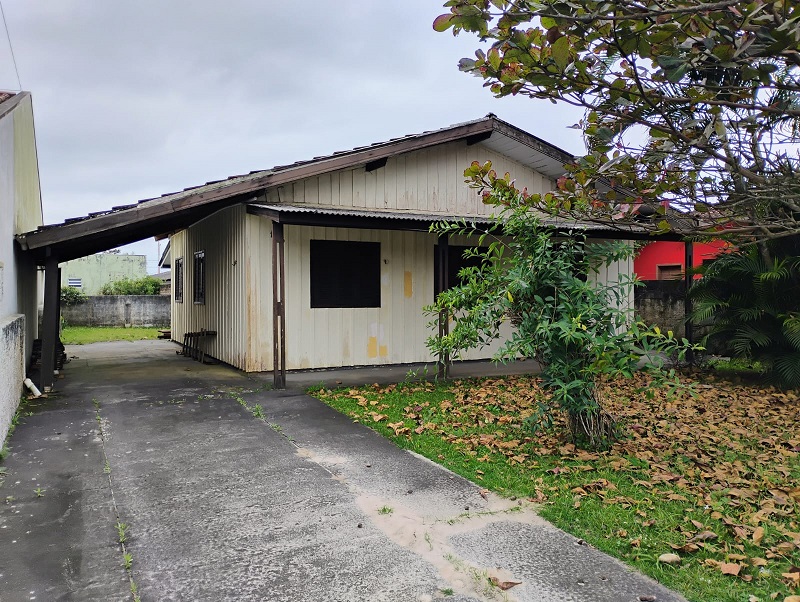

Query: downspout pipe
left=23, top=377, right=42, bottom=398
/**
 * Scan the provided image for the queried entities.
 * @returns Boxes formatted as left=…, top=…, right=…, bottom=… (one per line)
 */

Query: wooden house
left=19, top=115, right=654, bottom=389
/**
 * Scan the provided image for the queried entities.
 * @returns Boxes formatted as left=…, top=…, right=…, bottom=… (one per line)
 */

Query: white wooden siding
left=170, top=205, right=249, bottom=368
left=588, top=240, right=635, bottom=313
left=281, top=225, right=437, bottom=369
left=265, top=140, right=553, bottom=217
left=243, top=212, right=273, bottom=372
left=169, top=145, right=635, bottom=373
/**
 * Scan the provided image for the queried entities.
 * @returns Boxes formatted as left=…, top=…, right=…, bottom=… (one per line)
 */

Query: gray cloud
left=2, top=0, right=584, bottom=269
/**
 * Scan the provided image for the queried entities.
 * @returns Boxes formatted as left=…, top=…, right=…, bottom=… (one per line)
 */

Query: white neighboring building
left=0, top=92, right=43, bottom=441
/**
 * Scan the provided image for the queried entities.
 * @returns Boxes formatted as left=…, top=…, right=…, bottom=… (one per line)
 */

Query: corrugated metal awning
left=245, top=203, right=676, bottom=240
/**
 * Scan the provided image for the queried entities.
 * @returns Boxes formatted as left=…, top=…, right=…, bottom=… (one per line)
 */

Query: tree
left=100, top=276, right=162, bottom=296
left=434, top=0, right=800, bottom=243
left=426, top=163, right=697, bottom=448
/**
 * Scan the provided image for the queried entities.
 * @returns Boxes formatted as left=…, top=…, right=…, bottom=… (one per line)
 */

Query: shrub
left=690, top=237, right=800, bottom=388
left=60, top=286, right=87, bottom=306
left=100, top=276, right=162, bottom=296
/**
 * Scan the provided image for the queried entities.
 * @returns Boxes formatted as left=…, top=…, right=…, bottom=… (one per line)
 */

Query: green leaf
left=551, top=36, right=570, bottom=71
left=432, top=14, right=454, bottom=32
left=540, top=16, right=556, bottom=29
left=488, top=47, right=501, bottom=71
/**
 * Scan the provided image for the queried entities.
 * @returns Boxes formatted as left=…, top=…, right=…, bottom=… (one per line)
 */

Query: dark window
left=434, top=245, right=487, bottom=298
left=174, top=258, right=184, bottom=303
left=310, top=240, right=380, bottom=308
left=193, top=251, right=205, bottom=304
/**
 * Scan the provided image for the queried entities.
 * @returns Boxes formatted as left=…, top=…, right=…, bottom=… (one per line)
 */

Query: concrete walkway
left=0, top=340, right=686, bottom=602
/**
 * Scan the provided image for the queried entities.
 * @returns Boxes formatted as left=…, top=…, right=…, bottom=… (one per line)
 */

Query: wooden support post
left=272, top=220, right=287, bottom=389
left=40, top=253, right=60, bottom=392
left=436, top=234, right=450, bottom=379
left=684, top=241, right=694, bottom=363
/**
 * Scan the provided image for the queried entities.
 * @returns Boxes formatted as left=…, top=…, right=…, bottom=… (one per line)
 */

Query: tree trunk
left=567, top=389, right=617, bottom=448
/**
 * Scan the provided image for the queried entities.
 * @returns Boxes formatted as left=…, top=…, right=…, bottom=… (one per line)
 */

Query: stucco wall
left=60, top=254, right=147, bottom=295
left=61, top=295, right=170, bottom=327
left=0, top=314, right=25, bottom=443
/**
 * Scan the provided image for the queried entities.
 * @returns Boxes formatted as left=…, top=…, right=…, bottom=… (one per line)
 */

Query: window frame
left=657, top=264, right=683, bottom=281
left=174, top=257, right=184, bottom=303
left=434, top=245, right=489, bottom=299
left=193, top=251, right=205, bottom=304
left=309, top=240, right=381, bottom=309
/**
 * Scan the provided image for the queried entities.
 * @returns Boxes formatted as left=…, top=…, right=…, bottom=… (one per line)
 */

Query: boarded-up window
left=193, top=251, right=205, bottom=304
left=174, top=257, right=184, bottom=303
left=310, top=240, right=380, bottom=308
left=657, top=264, right=683, bottom=280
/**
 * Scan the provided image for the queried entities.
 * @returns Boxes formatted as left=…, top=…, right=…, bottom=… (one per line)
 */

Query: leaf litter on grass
left=315, top=372, right=800, bottom=601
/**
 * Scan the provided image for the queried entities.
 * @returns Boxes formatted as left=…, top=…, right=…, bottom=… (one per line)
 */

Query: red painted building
left=634, top=240, right=729, bottom=281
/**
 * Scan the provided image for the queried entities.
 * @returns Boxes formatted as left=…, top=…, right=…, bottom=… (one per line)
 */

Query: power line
left=0, top=1, right=21, bottom=91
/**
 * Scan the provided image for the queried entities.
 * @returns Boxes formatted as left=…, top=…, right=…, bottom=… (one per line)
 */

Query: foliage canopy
left=435, top=0, right=800, bottom=242
left=100, top=276, right=162, bottom=296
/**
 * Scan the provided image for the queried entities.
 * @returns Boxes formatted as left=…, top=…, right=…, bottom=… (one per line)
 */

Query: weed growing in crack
left=443, top=553, right=508, bottom=601
left=269, top=422, right=282, bottom=433
left=251, top=404, right=265, bottom=419
left=378, top=505, right=394, bottom=515
left=1, top=395, right=41, bottom=460
left=130, top=576, right=141, bottom=602
left=440, top=588, right=454, bottom=596
left=104, top=461, right=111, bottom=474
left=123, top=552, right=133, bottom=570
left=116, top=521, right=128, bottom=544
left=34, top=487, right=45, bottom=498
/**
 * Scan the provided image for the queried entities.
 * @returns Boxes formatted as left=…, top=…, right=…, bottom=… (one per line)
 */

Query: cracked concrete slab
left=0, top=340, right=686, bottom=602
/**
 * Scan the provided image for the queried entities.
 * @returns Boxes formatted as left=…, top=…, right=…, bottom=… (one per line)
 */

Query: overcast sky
left=1, top=1, right=583, bottom=272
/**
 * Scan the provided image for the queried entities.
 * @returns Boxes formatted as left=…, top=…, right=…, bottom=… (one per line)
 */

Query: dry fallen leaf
left=719, top=562, right=742, bottom=576
left=658, top=553, right=681, bottom=565
left=489, top=577, right=522, bottom=590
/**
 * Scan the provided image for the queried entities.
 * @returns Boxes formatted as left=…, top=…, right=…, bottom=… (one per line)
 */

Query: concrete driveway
left=0, top=340, right=685, bottom=602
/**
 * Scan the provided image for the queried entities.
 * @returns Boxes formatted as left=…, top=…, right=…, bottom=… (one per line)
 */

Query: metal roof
left=246, top=203, right=672, bottom=240
left=16, top=114, right=674, bottom=261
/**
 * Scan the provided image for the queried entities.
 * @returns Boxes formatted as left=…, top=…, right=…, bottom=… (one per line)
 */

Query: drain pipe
left=23, top=377, right=42, bottom=398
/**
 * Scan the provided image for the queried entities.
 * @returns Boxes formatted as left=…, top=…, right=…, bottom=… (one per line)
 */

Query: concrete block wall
left=634, top=280, right=687, bottom=338
left=61, top=296, right=170, bottom=328
left=0, top=314, right=25, bottom=442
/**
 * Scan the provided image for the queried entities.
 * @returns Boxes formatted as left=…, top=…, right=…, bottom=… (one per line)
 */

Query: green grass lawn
left=61, top=326, right=162, bottom=345
left=312, top=374, right=800, bottom=602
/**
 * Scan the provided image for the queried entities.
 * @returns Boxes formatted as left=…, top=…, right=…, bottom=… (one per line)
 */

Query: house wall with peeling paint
left=277, top=225, right=514, bottom=370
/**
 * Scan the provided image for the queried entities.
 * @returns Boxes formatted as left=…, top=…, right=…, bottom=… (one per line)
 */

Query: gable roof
left=16, top=114, right=662, bottom=263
